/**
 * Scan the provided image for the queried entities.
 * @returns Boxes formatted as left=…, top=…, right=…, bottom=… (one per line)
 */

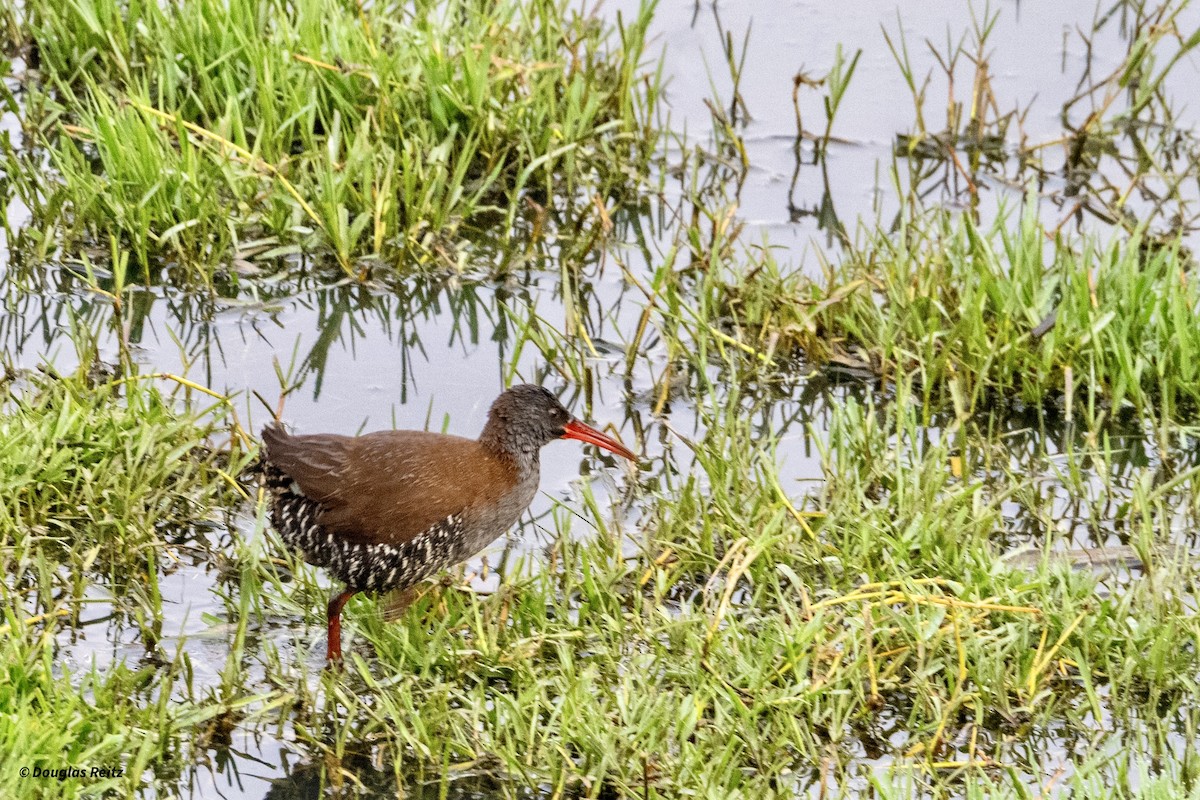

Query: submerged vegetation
left=1, top=0, right=1200, bottom=798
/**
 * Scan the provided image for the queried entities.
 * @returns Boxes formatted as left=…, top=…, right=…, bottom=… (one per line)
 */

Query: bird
left=259, top=384, right=637, bottom=662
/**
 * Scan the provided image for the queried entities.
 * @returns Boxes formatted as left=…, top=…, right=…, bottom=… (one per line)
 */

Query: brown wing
left=262, top=426, right=518, bottom=547
left=261, top=424, right=354, bottom=504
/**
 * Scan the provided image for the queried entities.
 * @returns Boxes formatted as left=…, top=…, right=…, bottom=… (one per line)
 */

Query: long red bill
left=562, top=419, right=638, bottom=461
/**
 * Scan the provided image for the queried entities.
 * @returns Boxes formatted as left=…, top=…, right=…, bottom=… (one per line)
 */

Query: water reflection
left=192, top=744, right=550, bottom=800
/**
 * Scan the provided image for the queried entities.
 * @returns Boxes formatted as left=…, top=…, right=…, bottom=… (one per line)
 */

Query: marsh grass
left=0, top=363, right=246, bottom=586
left=708, top=0, right=1200, bottom=424
left=718, top=202, right=1200, bottom=421
left=5, top=0, right=661, bottom=280
left=3, top=0, right=1200, bottom=798
left=0, top=345, right=261, bottom=797
left=248, top=366, right=1200, bottom=797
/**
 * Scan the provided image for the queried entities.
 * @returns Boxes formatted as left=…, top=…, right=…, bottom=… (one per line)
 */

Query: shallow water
left=4, top=0, right=1200, bottom=797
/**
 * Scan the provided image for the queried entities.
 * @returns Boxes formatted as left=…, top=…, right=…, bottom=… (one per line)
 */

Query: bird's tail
left=253, top=423, right=294, bottom=491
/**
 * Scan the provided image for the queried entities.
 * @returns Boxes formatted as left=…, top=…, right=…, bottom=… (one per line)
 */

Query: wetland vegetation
left=2, top=0, right=1200, bottom=798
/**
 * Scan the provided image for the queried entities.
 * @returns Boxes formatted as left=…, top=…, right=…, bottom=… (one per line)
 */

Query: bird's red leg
left=326, top=589, right=356, bottom=663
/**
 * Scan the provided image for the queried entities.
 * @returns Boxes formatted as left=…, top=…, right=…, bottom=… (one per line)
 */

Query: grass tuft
left=5, top=0, right=662, bottom=280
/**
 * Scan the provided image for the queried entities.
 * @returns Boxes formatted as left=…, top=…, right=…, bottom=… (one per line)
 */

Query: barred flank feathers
left=265, top=462, right=468, bottom=594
